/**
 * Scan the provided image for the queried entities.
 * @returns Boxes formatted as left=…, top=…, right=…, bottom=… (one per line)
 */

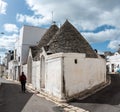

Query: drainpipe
left=61, top=56, right=66, bottom=100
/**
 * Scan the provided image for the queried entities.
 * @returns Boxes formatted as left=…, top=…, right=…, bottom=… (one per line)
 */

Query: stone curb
left=36, top=93, right=89, bottom=112
left=25, top=79, right=110, bottom=112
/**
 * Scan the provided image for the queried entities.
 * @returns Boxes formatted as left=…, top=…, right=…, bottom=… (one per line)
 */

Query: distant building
left=3, top=50, right=14, bottom=69
left=104, top=51, right=113, bottom=57
left=15, top=25, right=47, bottom=65
left=0, top=64, right=5, bottom=77
left=2, top=50, right=14, bottom=78
left=8, top=25, right=47, bottom=80
left=106, top=50, right=120, bottom=74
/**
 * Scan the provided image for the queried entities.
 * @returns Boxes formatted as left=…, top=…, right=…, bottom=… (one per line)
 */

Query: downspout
left=61, top=56, right=66, bottom=100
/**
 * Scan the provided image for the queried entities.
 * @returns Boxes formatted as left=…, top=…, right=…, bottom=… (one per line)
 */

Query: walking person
left=19, top=72, right=27, bottom=93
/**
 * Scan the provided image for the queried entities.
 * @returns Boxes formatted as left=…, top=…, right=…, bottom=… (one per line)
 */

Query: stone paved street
left=1, top=74, right=120, bottom=112
left=2, top=74, right=120, bottom=112
left=0, top=78, right=88, bottom=112
left=69, top=74, right=120, bottom=112
left=0, top=78, right=62, bottom=112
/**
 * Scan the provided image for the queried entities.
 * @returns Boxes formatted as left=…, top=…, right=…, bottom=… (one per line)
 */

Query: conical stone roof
left=48, top=20, right=98, bottom=58
left=37, top=24, right=59, bottom=48
left=32, top=24, right=59, bottom=59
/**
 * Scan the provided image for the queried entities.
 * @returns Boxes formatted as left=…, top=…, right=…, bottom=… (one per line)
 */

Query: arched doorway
left=40, top=55, right=45, bottom=89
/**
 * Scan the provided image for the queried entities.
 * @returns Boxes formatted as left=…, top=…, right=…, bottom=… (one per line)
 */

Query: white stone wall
left=32, top=61, right=40, bottom=90
left=106, top=52, right=120, bottom=74
left=15, top=25, right=47, bottom=65
left=8, top=60, right=18, bottom=80
left=0, top=65, right=5, bottom=76
left=64, top=54, right=106, bottom=97
left=45, top=53, right=106, bottom=99
left=107, top=61, right=120, bottom=73
left=46, top=57, right=62, bottom=99
left=8, top=61, right=14, bottom=79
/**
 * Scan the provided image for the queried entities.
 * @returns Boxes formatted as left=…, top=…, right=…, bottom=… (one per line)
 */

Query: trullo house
left=27, top=20, right=108, bottom=102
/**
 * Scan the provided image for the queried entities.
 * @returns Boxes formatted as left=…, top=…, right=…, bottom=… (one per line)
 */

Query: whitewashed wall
left=107, top=61, right=120, bottom=73
left=45, top=53, right=106, bottom=100
left=15, top=26, right=47, bottom=65
left=22, top=64, right=27, bottom=78
left=46, top=57, right=62, bottom=99
left=8, top=60, right=19, bottom=80
left=8, top=61, right=14, bottom=79
left=64, top=53, right=106, bottom=97
left=0, top=65, right=5, bottom=76
left=32, top=61, right=40, bottom=90
left=106, top=52, right=120, bottom=73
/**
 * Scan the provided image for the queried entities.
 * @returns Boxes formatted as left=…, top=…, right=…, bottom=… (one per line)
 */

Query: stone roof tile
left=37, top=24, right=59, bottom=48
left=32, top=24, right=59, bottom=59
left=48, top=20, right=98, bottom=58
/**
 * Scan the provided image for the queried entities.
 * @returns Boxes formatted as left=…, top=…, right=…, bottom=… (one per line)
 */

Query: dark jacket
left=20, top=74, right=26, bottom=83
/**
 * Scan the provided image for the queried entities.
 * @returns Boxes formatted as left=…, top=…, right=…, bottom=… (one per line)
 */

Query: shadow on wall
left=0, top=83, right=33, bottom=112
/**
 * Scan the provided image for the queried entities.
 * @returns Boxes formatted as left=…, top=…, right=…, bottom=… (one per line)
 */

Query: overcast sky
left=0, top=0, right=120, bottom=58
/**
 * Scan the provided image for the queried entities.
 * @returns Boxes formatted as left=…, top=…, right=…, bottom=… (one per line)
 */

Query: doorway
left=112, top=64, right=114, bottom=72
left=40, top=55, right=45, bottom=89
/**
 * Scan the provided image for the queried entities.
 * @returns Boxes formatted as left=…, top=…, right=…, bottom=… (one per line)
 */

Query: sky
left=0, top=0, right=120, bottom=60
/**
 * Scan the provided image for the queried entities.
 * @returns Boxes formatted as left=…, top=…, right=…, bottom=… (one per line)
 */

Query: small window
left=74, top=59, right=77, bottom=64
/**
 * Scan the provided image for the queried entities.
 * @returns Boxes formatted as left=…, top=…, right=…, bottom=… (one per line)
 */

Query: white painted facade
left=64, top=54, right=106, bottom=97
left=15, top=25, right=47, bottom=65
left=12, top=25, right=47, bottom=81
left=46, top=56, right=62, bottom=99
left=32, top=61, right=40, bottom=90
left=8, top=61, right=14, bottom=79
left=106, top=52, right=120, bottom=74
left=0, top=65, right=5, bottom=77
left=27, top=51, right=107, bottom=101
left=27, top=49, right=41, bottom=90
left=44, top=53, right=106, bottom=100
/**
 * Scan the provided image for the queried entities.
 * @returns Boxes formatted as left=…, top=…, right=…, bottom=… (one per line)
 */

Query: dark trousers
left=21, top=81, right=26, bottom=92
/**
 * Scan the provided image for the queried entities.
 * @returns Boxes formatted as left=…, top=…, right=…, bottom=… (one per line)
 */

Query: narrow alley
left=0, top=78, right=64, bottom=112
left=1, top=74, right=120, bottom=112
left=0, top=78, right=90, bottom=112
